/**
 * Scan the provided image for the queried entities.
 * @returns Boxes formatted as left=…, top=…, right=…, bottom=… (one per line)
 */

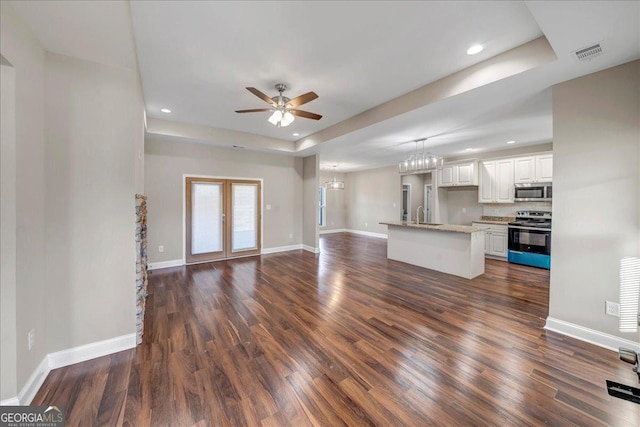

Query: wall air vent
left=573, top=43, right=603, bottom=61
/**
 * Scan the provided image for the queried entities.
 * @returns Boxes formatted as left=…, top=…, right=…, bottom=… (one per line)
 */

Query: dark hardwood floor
left=33, top=233, right=639, bottom=426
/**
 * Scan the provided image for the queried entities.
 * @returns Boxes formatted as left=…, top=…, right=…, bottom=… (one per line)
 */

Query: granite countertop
left=380, top=220, right=488, bottom=234
left=471, top=216, right=515, bottom=225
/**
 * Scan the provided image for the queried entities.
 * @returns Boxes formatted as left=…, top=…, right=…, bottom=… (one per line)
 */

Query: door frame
left=424, top=184, right=433, bottom=223
left=402, top=183, right=411, bottom=221
left=183, top=174, right=264, bottom=264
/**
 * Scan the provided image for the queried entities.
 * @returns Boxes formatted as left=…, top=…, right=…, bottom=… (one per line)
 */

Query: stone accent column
left=135, top=194, right=148, bottom=345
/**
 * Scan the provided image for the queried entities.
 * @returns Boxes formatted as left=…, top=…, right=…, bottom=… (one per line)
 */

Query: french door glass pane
left=191, top=182, right=223, bottom=254
left=232, top=184, right=257, bottom=251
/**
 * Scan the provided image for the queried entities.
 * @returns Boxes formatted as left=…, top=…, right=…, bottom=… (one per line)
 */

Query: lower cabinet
left=473, top=223, right=508, bottom=259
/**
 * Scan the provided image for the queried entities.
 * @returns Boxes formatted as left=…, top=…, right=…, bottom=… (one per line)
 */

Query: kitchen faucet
left=416, top=206, right=424, bottom=224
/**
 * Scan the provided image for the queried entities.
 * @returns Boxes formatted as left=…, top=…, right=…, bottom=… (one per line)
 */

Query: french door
left=185, top=177, right=261, bottom=263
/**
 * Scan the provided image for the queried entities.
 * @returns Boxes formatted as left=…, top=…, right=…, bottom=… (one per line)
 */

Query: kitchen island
left=379, top=221, right=487, bottom=279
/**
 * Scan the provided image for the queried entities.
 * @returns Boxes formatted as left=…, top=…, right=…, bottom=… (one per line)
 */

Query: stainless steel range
left=507, top=211, right=551, bottom=269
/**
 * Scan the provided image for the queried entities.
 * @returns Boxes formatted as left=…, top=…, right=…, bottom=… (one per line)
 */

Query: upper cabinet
left=514, top=154, right=553, bottom=183
left=438, top=160, right=478, bottom=187
left=478, top=159, right=514, bottom=203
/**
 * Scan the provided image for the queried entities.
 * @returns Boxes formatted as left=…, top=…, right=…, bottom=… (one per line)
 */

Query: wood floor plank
left=31, top=233, right=639, bottom=426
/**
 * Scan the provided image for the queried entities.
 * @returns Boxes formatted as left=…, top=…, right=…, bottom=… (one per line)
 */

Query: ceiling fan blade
left=235, top=108, right=272, bottom=113
left=290, top=109, right=322, bottom=120
left=286, top=92, right=318, bottom=108
left=246, top=87, right=276, bottom=105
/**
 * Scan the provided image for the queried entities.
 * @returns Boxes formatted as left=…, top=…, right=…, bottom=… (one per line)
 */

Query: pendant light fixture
left=398, top=138, right=443, bottom=174
left=325, top=165, right=345, bottom=190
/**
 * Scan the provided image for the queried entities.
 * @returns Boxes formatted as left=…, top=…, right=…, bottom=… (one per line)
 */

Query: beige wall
left=144, top=138, right=304, bottom=263
left=1, top=61, right=18, bottom=400
left=446, top=188, right=483, bottom=225
left=401, top=174, right=425, bottom=222
left=346, top=166, right=402, bottom=236
left=303, top=155, right=319, bottom=249
left=1, top=3, right=144, bottom=400
left=550, top=60, right=639, bottom=342
left=44, top=52, right=143, bottom=352
left=320, top=171, right=347, bottom=230
left=0, top=2, right=47, bottom=399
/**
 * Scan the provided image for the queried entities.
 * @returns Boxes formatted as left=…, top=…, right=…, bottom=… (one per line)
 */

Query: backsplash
left=483, top=202, right=552, bottom=217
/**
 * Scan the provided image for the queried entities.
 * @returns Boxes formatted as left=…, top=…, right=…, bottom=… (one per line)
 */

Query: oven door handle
left=508, top=226, right=551, bottom=232
left=509, top=250, right=524, bottom=254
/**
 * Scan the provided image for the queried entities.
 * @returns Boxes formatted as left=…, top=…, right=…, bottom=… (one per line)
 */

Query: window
left=319, top=186, right=326, bottom=227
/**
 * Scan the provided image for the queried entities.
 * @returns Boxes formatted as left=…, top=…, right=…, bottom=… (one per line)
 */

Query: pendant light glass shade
left=398, top=139, right=443, bottom=174
left=325, top=165, right=344, bottom=190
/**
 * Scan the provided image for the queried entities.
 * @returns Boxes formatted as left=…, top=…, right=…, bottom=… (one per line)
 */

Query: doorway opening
left=402, top=184, right=411, bottom=221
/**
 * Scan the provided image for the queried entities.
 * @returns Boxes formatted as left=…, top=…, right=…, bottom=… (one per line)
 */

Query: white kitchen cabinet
left=473, top=223, right=508, bottom=259
left=439, top=165, right=455, bottom=186
left=535, top=154, right=553, bottom=182
left=438, top=160, right=478, bottom=187
left=478, top=159, right=514, bottom=203
left=514, top=154, right=553, bottom=183
left=488, top=231, right=507, bottom=257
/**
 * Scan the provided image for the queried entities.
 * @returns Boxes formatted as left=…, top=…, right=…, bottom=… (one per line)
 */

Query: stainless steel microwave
left=514, top=183, right=552, bottom=202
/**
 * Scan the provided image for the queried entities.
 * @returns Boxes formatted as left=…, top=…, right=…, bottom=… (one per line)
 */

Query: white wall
left=482, top=202, right=552, bottom=218
left=550, top=60, right=639, bottom=342
left=0, top=2, right=47, bottom=399
left=144, top=138, right=304, bottom=263
left=346, top=166, right=402, bottom=236
left=320, top=171, right=347, bottom=231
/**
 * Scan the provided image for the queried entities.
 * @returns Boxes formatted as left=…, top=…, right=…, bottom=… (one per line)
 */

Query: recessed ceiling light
left=292, top=133, right=300, bottom=136
left=507, top=140, right=516, bottom=144
left=160, top=108, right=171, bottom=113
left=466, top=44, right=484, bottom=55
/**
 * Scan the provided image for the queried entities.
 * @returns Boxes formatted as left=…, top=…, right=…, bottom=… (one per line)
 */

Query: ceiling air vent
left=574, top=43, right=603, bottom=61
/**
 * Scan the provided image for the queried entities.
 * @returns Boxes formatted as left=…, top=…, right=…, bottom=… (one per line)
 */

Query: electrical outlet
left=158, top=245, right=164, bottom=253
left=28, top=329, right=35, bottom=350
left=365, top=222, right=368, bottom=227
left=289, top=233, right=293, bottom=239
left=605, top=301, right=620, bottom=317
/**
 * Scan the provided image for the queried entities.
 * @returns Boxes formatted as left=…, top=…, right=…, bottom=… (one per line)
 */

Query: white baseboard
left=0, top=397, right=20, bottom=406
left=319, top=228, right=347, bottom=235
left=17, top=355, right=50, bottom=406
left=261, top=244, right=303, bottom=254
left=13, top=333, right=136, bottom=406
left=346, top=229, right=388, bottom=239
left=303, top=245, right=321, bottom=254
left=544, top=317, right=640, bottom=353
left=48, top=333, right=136, bottom=370
left=148, top=259, right=184, bottom=270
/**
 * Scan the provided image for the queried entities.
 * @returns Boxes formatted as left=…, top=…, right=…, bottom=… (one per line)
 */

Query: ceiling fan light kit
left=236, top=83, right=322, bottom=128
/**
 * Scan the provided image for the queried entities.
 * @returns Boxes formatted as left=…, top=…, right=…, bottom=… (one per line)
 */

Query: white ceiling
left=10, top=1, right=640, bottom=172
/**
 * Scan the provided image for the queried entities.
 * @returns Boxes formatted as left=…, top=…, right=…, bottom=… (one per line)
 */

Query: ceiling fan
left=235, top=83, right=322, bottom=127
